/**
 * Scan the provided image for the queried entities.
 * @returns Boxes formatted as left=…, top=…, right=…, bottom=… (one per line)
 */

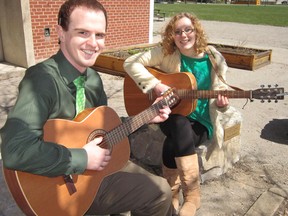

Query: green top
left=0, top=50, right=107, bottom=177
left=180, top=53, right=213, bottom=139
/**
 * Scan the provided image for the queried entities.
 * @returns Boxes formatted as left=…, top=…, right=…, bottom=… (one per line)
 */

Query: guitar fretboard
left=105, top=89, right=179, bottom=147
left=178, top=89, right=252, bottom=99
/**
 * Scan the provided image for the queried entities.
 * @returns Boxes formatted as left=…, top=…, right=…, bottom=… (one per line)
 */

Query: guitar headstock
left=252, top=85, right=285, bottom=103
left=162, top=88, right=181, bottom=109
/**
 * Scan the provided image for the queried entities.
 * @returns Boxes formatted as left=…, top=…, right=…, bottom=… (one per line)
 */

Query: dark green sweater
left=1, top=50, right=107, bottom=177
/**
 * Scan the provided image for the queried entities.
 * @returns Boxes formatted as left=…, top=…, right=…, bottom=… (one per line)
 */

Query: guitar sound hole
left=87, top=129, right=112, bottom=152
left=87, top=129, right=106, bottom=144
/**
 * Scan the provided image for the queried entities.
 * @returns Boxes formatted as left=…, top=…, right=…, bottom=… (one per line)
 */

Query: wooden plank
left=221, top=52, right=254, bottom=70
left=94, top=55, right=126, bottom=73
left=92, top=66, right=126, bottom=77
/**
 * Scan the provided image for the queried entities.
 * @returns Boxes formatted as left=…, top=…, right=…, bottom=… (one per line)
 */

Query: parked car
left=197, top=0, right=214, bottom=3
left=276, top=0, right=287, bottom=4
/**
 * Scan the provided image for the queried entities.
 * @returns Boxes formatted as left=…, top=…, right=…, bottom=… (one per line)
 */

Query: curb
left=245, top=186, right=288, bottom=216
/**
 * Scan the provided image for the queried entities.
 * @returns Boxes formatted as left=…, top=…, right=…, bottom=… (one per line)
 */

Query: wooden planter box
left=93, top=54, right=126, bottom=77
left=93, top=43, right=272, bottom=76
left=209, top=43, right=272, bottom=71
left=93, top=43, right=158, bottom=77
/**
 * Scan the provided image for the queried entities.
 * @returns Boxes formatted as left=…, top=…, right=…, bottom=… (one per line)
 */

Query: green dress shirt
left=0, top=50, right=107, bottom=177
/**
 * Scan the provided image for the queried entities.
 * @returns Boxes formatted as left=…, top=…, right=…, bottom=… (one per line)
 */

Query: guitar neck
left=106, top=89, right=178, bottom=147
left=124, top=69, right=285, bottom=117
left=178, top=89, right=252, bottom=99
left=106, top=102, right=162, bottom=145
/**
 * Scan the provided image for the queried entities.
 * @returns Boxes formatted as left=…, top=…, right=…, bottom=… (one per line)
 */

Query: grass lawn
left=154, top=3, right=288, bottom=26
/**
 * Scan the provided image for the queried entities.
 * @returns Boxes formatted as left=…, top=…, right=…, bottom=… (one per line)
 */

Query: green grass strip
left=154, top=3, right=288, bottom=26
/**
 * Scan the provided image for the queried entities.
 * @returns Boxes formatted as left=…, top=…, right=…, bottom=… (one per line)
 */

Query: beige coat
left=124, top=46, right=242, bottom=179
left=124, top=45, right=241, bottom=150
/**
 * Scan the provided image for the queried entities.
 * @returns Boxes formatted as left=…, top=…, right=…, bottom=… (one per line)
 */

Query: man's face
left=57, top=6, right=106, bottom=72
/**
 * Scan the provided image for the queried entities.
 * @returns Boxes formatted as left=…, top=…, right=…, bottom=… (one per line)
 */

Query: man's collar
left=54, top=50, right=87, bottom=85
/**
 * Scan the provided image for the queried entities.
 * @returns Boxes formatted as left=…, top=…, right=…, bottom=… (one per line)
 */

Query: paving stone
left=245, top=190, right=285, bottom=216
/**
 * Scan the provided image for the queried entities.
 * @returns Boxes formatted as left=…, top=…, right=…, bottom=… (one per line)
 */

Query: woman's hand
left=83, top=136, right=111, bottom=171
left=216, top=94, right=229, bottom=108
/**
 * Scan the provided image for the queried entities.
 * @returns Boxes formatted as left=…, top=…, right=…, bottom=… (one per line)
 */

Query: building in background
left=0, top=0, right=154, bottom=68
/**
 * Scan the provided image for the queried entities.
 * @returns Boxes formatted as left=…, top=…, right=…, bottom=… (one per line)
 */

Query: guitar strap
left=205, top=47, right=244, bottom=91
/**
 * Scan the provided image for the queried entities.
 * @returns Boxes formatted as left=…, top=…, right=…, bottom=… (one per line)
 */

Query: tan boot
left=175, top=154, right=201, bottom=216
left=162, top=165, right=181, bottom=215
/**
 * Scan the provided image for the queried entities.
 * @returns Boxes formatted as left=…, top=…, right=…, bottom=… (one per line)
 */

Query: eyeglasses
left=174, top=27, right=195, bottom=36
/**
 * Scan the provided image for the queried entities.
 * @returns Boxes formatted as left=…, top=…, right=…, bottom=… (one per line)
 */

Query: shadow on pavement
left=260, top=118, right=288, bottom=145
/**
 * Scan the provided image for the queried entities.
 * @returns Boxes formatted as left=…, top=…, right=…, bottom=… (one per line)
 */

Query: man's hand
left=83, top=136, right=111, bottom=171
left=149, top=97, right=171, bottom=123
left=149, top=83, right=172, bottom=123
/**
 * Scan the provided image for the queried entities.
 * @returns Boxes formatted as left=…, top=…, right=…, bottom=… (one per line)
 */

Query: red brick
left=29, top=0, right=150, bottom=62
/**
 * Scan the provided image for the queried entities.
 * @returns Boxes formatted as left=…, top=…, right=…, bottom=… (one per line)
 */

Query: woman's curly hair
left=161, top=12, right=208, bottom=56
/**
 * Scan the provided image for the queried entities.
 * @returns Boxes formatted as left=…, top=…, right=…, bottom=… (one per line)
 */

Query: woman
left=124, top=12, right=230, bottom=216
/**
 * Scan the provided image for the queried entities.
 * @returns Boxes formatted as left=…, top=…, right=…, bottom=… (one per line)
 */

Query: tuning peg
left=261, top=99, right=264, bottom=103
left=260, top=85, right=265, bottom=88
left=268, top=85, right=271, bottom=88
left=275, top=99, right=278, bottom=103
left=275, top=84, right=278, bottom=87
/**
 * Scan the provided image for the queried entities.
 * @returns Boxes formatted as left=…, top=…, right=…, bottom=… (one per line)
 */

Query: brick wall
left=29, top=0, right=150, bottom=62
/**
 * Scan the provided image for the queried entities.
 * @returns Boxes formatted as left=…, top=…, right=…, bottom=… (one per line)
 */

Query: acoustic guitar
left=3, top=89, right=180, bottom=216
left=124, top=67, right=285, bottom=116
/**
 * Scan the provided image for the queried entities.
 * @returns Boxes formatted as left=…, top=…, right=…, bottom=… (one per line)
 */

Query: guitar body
left=124, top=67, right=197, bottom=116
left=3, top=106, right=130, bottom=216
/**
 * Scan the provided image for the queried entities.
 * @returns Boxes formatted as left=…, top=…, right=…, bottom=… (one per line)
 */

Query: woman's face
left=173, top=17, right=196, bottom=56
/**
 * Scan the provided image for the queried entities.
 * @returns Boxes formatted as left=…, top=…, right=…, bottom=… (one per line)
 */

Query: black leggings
left=160, top=114, right=209, bottom=168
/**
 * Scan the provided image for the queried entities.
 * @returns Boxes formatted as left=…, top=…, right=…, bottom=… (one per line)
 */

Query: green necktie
left=73, top=76, right=86, bottom=116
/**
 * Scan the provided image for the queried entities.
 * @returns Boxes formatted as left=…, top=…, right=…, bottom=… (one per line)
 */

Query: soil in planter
left=104, top=43, right=267, bottom=59
left=211, top=43, right=268, bottom=55
left=103, top=47, right=153, bottom=60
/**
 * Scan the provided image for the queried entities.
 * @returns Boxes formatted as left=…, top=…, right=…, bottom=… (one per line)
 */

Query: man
left=0, top=0, right=172, bottom=215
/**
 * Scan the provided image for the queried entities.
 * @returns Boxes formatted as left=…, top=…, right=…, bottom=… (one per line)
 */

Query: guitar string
left=98, top=98, right=169, bottom=149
